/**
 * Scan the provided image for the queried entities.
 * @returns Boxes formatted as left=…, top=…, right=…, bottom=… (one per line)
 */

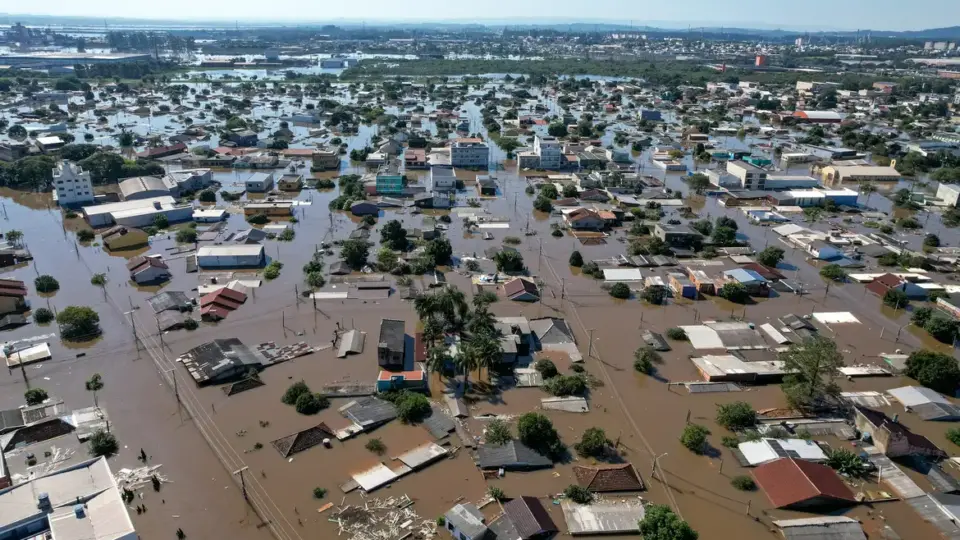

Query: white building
left=534, top=135, right=563, bottom=170
left=245, top=172, right=274, bottom=192
left=737, top=438, right=827, bottom=466
left=450, top=138, right=489, bottom=169
left=196, top=245, right=266, bottom=268
left=938, top=183, right=960, bottom=207
left=430, top=166, right=457, bottom=192
left=52, top=161, right=95, bottom=206
left=727, top=160, right=768, bottom=190
left=0, top=457, right=137, bottom=540
left=82, top=196, right=194, bottom=228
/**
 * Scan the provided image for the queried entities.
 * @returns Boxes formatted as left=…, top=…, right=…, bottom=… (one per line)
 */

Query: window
left=447, top=522, right=454, bottom=531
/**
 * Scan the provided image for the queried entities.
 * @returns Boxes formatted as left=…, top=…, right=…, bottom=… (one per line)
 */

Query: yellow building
left=244, top=201, right=294, bottom=216
left=101, top=226, right=149, bottom=251
left=277, top=173, right=304, bottom=191
left=820, top=165, right=901, bottom=187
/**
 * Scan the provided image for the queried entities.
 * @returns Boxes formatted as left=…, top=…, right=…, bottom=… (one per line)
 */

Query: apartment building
left=451, top=138, right=489, bottom=169
left=535, top=135, right=562, bottom=170
left=52, top=160, right=95, bottom=206
left=726, top=160, right=768, bottom=190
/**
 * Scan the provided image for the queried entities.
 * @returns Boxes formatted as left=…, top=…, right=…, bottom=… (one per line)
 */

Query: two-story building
left=311, top=150, right=341, bottom=171
left=378, top=319, right=406, bottom=369
left=451, top=138, right=489, bottom=169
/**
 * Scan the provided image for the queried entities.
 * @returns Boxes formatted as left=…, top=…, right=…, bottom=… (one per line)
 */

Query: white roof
left=196, top=245, right=265, bottom=257
left=830, top=166, right=901, bottom=178
left=888, top=386, right=950, bottom=407
left=602, top=268, right=644, bottom=282
left=812, top=312, right=861, bottom=324
left=193, top=208, right=226, bottom=217
left=0, top=457, right=135, bottom=540
left=773, top=223, right=807, bottom=236
left=82, top=196, right=177, bottom=217
left=561, top=500, right=645, bottom=535
left=738, top=438, right=827, bottom=466
left=351, top=463, right=398, bottom=492
left=36, top=136, right=63, bottom=145
left=681, top=325, right=725, bottom=349
left=690, top=355, right=787, bottom=378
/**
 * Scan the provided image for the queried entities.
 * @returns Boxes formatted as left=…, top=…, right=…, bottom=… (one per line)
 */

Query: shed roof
left=502, top=496, right=557, bottom=539
left=446, top=504, right=487, bottom=538
left=773, top=516, right=867, bottom=540
left=477, top=440, right=553, bottom=470
left=573, top=463, right=645, bottom=492
left=752, top=458, right=856, bottom=509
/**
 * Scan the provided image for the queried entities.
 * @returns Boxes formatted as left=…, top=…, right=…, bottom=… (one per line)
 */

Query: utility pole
left=233, top=467, right=249, bottom=501
left=560, top=278, right=565, bottom=300
left=587, top=328, right=595, bottom=357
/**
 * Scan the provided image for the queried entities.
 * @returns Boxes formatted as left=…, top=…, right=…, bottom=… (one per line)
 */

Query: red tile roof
left=0, top=279, right=27, bottom=298
left=200, top=305, right=230, bottom=320
left=503, top=277, right=539, bottom=299
left=126, top=256, right=169, bottom=272
left=200, top=287, right=247, bottom=311
left=752, top=458, right=856, bottom=509
left=574, top=463, right=645, bottom=492
left=740, top=262, right=785, bottom=281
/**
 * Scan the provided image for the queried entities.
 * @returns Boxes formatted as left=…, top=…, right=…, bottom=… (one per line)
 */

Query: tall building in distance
left=52, top=161, right=95, bottom=206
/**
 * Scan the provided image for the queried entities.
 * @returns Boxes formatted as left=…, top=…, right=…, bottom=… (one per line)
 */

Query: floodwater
left=1, top=78, right=958, bottom=539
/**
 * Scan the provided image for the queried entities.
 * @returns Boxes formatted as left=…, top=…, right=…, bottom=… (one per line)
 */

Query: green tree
left=306, top=271, right=325, bottom=289
left=574, top=427, right=610, bottom=458
left=779, top=336, right=843, bottom=410
left=535, top=359, right=559, bottom=379
left=924, top=315, right=959, bottom=343
left=947, top=428, right=960, bottom=447
left=394, top=391, right=430, bottom=423
left=7, top=124, right=27, bottom=139
left=543, top=374, right=587, bottom=396
left=905, top=350, right=960, bottom=394
left=24, top=387, right=48, bottom=405
left=731, top=476, right=756, bottom=491
left=569, top=251, right=583, bottom=267
left=711, top=226, right=737, bottom=246
left=281, top=380, right=311, bottom=405
left=642, top=284, right=668, bottom=304
left=547, top=123, right=568, bottom=137
left=33, top=307, right=54, bottom=323
left=88, top=429, right=119, bottom=457
left=690, top=220, right=712, bottom=236
left=715, top=216, right=738, bottom=231
left=925, top=234, right=941, bottom=248
left=680, top=424, right=710, bottom=454
left=295, top=392, right=328, bottom=415
left=717, top=282, right=748, bottom=303
left=517, top=412, right=563, bottom=459
left=340, top=239, right=370, bottom=269
left=365, top=438, right=386, bottom=455
left=912, top=307, right=933, bottom=327
left=153, top=214, right=169, bottom=229
left=85, top=373, right=104, bottom=407
left=756, top=247, right=785, bottom=268
left=4, top=229, right=23, bottom=246
left=819, top=264, right=847, bottom=281
left=609, top=282, right=631, bottom=299
left=485, top=418, right=512, bottom=444
left=381, top=220, right=409, bottom=251
left=883, top=288, right=909, bottom=309
left=825, top=448, right=867, bottom=477
left=687, top=173, right=710, bottom=195
left=533, top=196, right=553, bottom=212
left=563, top=485, right=593, bottom=504
left=56, top=306, right=100, bottom=340
left=562, top=184, right=579, bottom=198
left=76, top=229, right=95, bottom=242
left=539, top=184, right=559, bottom=199
left=666, top=327, right=687, bottom=340
left=34, top=275, right=59, bottom=293
left=176, top=228, right=198, bottom=243
left=493, top=250, right=525, bottom=272
left=198, top=190, right=217, bottom=203
left=425, top=237, right=453, bottom=266
left=633, top=346, right=660, bottom=374
left=715, top=401, right=756, bottom=431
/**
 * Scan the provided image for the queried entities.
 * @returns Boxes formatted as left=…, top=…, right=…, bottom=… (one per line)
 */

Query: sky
left=1, top=0, right=959, bottom=31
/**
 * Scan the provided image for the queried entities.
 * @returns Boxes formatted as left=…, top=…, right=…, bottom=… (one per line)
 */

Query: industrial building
left=0, top=51, right=150, bottom=67
left=82, top=197, right=194, bottom=228
left=52, top=161, right=95, bottom=206
left=196, top=245, right=266, bottom=268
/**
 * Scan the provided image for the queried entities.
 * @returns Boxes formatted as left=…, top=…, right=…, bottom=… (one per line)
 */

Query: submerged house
left=854, top=405, right=946, bottom=459
left=377, top=319, right=406, bottom=369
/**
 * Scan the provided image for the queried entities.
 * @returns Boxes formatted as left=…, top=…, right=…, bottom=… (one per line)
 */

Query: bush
left=247, top=213, right=269, bottom=225
left=153, top=214, right=169, bottom=229
left=717, top=282, right=748, bottom=303
left=35, top=275, right=60, bottom=293
left=924, top=315, right=958, bottom=343
left=313, top=487, right=327, bottom=499
left=76, top=229, right=95, bottom=242
left=176, top=228, right=198, bottom=243
left=569, top=251, right=583, bottom=267
left=183, top=318, right=199, bottom=330
left=574, top=427, right=609, bottom=458
left=33, top=307, right=54, bottom=323
left=493, top=250, right=525, bottom=272
left=825, top=447, right=867, bottom=477
left=639, top=505, right=699, bottom=540
left=905, top=349, right=960, bottom=394
left=642, top=284, right=668, bottom=304
left=485, top=419, right=512, bottom=444
left=633, top=346, right=660, bottom=374
left=551, top=228, right=563, bottom=237
left=609, top=282, right=631, bottom=299
left=666, top=327, right=687, bottom=340
left=543, top=374, right=587, bottom=396
left=394, top=391, right=431, bottom=423
left=264, top=260, right=282, bottom=280
left=715, top=401, right=756, bottom=431
left=581, top=261, right=601, bottom=277
left=533, top=195, right=553, bottom=212
left=365, top=438, right=386, bottom=455
left=56, top=306, right=100, bottom=340
left=503, top=236, right=521, bottom=245
left=721, top=435, right=740, bottom=448
left=756, top=247, right=784, bottom=268
left=24, top=387, right=48, bottom=405
left=563, top=485, right=593, bottom=504
left=198, top=189, right=217, bottom=203
left=295, top=393, right=328, bottom=415
left=731, top=475, right=756, bottom=491
left=947, top=428, right=960, bottom=447
left=282, top=380, right=311, bottom=405
left=88, top=429, right=119, bottom=457
left=680, top=423, right=710, bottom=454
left=488, top=486, right=505, bottom=502
left=819, top=264, right=847, bottom=281
left=277, top=228, right=295, bottom=241
left=535, top=359, right=558, bottom=379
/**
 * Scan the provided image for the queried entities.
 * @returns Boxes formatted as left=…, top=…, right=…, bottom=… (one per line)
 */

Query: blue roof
left=723, top=268, right=767, bottom=284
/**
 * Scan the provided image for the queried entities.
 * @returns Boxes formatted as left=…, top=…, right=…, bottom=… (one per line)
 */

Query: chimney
left=37, top=492, right=51, bottom=510
left=153, top=201, right=162, bottom=210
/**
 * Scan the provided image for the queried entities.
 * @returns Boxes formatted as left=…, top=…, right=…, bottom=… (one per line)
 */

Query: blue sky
left=4, top=0, right=959, bottom=31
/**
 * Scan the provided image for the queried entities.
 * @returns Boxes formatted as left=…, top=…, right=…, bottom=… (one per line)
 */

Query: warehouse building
left=196, top=245, right=265, bottom=268
left=82, top=197, right=194, bottom=228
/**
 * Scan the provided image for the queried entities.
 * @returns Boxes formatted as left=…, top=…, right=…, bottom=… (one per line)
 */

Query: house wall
left=105, top=231, right=148, bottom=250
left=0, top=296, right=23, bottom=315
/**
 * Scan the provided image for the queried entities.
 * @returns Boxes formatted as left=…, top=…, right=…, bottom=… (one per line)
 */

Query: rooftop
left=573, top=463, right=645, bottom=492
left=752, top=458, right=856, bottom=509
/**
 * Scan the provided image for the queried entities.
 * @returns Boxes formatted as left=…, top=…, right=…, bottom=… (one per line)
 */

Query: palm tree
left=426, top=346, right=451, bottom=381
left=454, top=343, right=478, bottom=395
left=469, top=332, right=503, bottom=382
left=85, top=373, right=104, bottom=408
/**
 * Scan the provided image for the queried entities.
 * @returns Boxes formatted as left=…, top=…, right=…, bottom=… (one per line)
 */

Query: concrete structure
left=938, top=183, right=960, bottom=207
left=377, top=319, right=405, bottom=369
left=193, top=208, right=227, bottom=222
left=727, top=160, right=768, bottom=190
left=444, top=504, right=487, bottom=540
left=564, top=208, right=605, bottom=231
left=245, top=172, right=274, bottom=192
left=52, top=161, right=95, bottom=206
left=450, top=138, right=489, bottom=168
left=101, top=226, right=148, bottom=251
left=793, top=111, right=844, bottom=124
left=82, top=197, right=193, bottom=228
left=311, top=150, right=340, bottom=171
left=404, top=148, right=427, bottom=169
left=430, top=166, right=457, bottom=192
left=196, top=245, right=265, bottom=268
left=0, top=279, right=27, bottom=316
left=0, top=51, right=150, bottom=67
left=375, top=172, right=404, bottom=195
left=561, top=500, right=645, bottom=536
left=534, top=135, right=563, bottom=170
left=821, top=165, right=901, bottom=186
left=737, top=438, right=827, bottom=466
left=503, top=277, right=540, bottom=302
left=127, top=256, right=170, bottom=284
left=764, top=175, right=820, bottom=190
left=0, top=457, right=136, bottom=540
left=277, top=173, right=303, bottom=191
left=654, top=224, right=703, bottom=247
left=226, top=129, right=258, bottom=147
left=854, top=406, right=945, bottom=459
left=244, top=201, right=294, bottom=216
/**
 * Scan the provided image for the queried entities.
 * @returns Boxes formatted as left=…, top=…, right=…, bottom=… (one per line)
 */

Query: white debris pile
left=330, top=495, right=435, bottom=540
left=115, top=464, right=168, bottom=490
left=8, top=445, right=77, bottom=484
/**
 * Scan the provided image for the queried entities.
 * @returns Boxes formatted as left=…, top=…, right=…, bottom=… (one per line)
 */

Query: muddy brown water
left=0, top=118, right=957, bottom=538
